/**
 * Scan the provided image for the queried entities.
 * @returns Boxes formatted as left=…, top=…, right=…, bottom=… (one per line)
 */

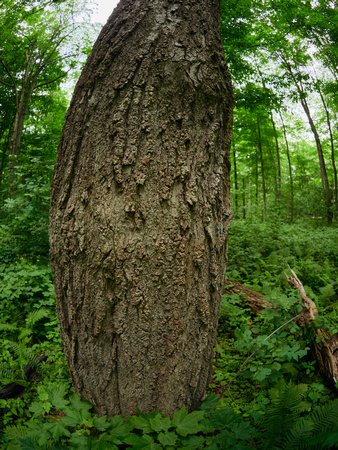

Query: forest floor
left=0, top=218, right=337, bottom=448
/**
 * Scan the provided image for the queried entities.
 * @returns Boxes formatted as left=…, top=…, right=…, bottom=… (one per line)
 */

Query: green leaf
left=37, top=382, right=69, bottom=410
left=29, top=401, right=52, bottom=416
left=209, top=406, right=238, bottom=430
left=124, top=433, right=162, bottom=449
left=232, top=422, right=252, bottom=440
left=158, top=431, right=178, bottom=446
left=180, top=434, right=205, bottom=449
left=172, top=408, right=205, bottom=437
left=68, top=393, right=92, bottom=415
left=43, top=421, right=71, bottom=440
left=26, top=421, right=52, bottom=446
left=61, top=405, right=91, bottom=427
left=254, top=366, right=271, bottom=381
left=149, top=414, right=171, bottom=432
left=128, top=416, right=153, bottom=434
left=59, top=394, right=92, bottom=427
left=92, top=415, right=110, bottom=432
left=107, top=415, right=132, bottom=437
left=12, top=437, right=42, bottom=450
left=68, top=433, right=89, bottom=448
left=199, top=393, right=220, bottom=411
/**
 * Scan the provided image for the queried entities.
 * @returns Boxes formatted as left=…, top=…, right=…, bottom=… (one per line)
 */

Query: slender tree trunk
left=8, top=81, right=35, bottom=174
left=256, top=69, right=280, bottom=199
left=300, top=97, right=332, bottom=223
left=281, top=55, right=332, bottom=223
left=319, top=89, right=337, bottom=221
left=280, top=113, right=294, bottom=222
left=7, top=73, right=36, bottom=191
left=50, top=0, right=234, bottom=418
left=232, top=140, right=239, bottom=218
left=242, top=177, right=246, bottom=219
left=257, top=116, right=266, bottom=220
left=271, top=114, right=282, bottom=198
left=255, top=151, right=259, bottom=205
left=0, top=132, right=10, bottom=190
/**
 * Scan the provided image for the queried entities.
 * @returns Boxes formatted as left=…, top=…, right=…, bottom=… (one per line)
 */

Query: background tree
left=50, top=0, right=234, bottom=417
left=0, top=0, right=94, bottom=191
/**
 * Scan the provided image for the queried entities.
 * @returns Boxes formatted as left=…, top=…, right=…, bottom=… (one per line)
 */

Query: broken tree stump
left=224, top=273, right=338, bottom=390
left=284, top=269, right=337, bottom=386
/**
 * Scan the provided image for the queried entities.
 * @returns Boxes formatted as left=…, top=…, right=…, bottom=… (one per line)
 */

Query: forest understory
left=1, top=217, right=337, bottom=449
left=1, top=0, right=338, bottom=447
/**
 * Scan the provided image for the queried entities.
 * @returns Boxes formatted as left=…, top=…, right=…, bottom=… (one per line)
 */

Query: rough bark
left=313, top=331, right=338, bottom=387
left=49, top=0, right=234, bottom=417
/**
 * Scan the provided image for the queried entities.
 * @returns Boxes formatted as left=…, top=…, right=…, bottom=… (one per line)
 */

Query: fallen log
left=224, top=274, right=338, bottom=390
left=223, top=279, right=274, bottom=313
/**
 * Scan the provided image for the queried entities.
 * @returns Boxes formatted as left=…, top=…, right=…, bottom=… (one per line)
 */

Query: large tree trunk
left=49, top=0, right=234, bottom=418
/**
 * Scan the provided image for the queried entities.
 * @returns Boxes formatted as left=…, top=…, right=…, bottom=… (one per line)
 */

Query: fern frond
left=4, top=425, right=28, bottom=441
left=18, top=328, right=32, bottom=341
left=259, top=382, right=305, bottom=449
left=0, top=323, right=18, bottom=332
left=309, top=399, right=338, bottom=435
left=282, top=418, right=314, bottom=448
left=5, top=340, right=21, bottom=357
left=21, top=348, right=40, bottom=368
left=0, top=364, right=21, bottom=380
left=304, top=428, right=338, bottom=449
left=25, top=308, right=49, bottom=329
left=0, top=360, right=31, bottom=387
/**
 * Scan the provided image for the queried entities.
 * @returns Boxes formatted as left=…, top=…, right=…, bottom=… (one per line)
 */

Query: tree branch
left=33, top=70, right=69, bottom=89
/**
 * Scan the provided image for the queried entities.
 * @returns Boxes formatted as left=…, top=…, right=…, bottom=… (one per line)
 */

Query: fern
left=282, top=420, right=314, bottom=449
left=25, top=308, right=49, bottom=329
left=3, top=425, right=28, bottom=441
left=0, top=364, right=27, bottom=387
left=309, top=398, right=338, bottom=435
left=0, top=323, right=18, bottom=332
left=259, top=384, right=338, bottom=450
left=0, top=309, right=49, bottom=388
left=18, top=328, right=33, bottom=341
left=301, top=400, right=338, bottom=449
left=258, top=381, right=307, bottom=449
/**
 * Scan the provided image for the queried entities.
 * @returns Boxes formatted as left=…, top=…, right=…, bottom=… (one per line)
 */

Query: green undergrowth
left=1, top=218, right=338, bottom=448
left=1, top=382, right=338, bottom=449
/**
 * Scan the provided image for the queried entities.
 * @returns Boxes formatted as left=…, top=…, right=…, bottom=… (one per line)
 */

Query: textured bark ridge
left=49, top=0, right=234, bottom=417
